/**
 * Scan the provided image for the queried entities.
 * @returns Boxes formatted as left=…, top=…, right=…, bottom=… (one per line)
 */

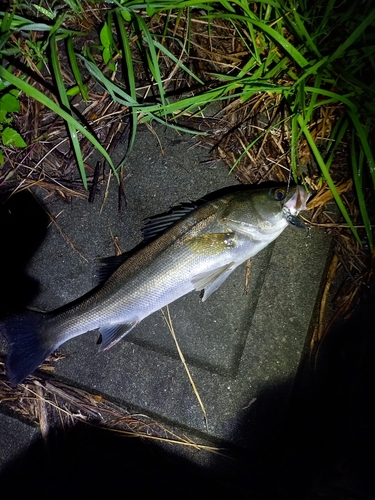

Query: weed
left=0, top=88, right=27, bottom=163
left=0, top=1, right=374, bottom=248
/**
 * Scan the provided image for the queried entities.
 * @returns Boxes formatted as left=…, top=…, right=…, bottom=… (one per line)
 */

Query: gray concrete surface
left=0, top=124, right=331, bottom=468
left=0, top=413, right=39, bottom=472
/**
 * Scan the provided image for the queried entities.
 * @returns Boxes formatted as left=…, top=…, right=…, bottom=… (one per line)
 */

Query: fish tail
left=2, top=311, right=54, bottom=386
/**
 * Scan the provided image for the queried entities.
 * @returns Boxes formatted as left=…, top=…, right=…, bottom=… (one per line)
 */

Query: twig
left=310, top=253, right=339, bottom=355
left=161, top=306, right=208, bottom=430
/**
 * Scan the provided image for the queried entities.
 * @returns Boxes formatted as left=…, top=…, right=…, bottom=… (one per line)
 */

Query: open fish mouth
left=283, top=185, right=310, bottom=228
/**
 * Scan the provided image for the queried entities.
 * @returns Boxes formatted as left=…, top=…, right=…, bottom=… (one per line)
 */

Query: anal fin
left=98, top=321, right=137, bottom=351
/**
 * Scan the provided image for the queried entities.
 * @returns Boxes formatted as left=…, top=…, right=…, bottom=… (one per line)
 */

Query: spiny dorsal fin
left=96, top=203, right=198, bottom=285
left=96, top=253, right=132, bottom=285
left=142, top=203, right=197, bottom=240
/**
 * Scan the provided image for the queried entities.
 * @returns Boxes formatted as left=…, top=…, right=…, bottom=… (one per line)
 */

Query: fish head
left=252, top=185, right=310, bottom=232
left=221, top=185, right=310, bottom=237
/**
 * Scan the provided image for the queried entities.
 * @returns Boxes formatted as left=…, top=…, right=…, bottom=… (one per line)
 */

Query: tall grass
left=0, top=1, right=374, bottom=248
left=0, top=8, right=117, bottom=187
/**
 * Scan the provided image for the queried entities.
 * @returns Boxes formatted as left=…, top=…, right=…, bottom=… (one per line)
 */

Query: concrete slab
left=0, top=124, right=331, bottom=460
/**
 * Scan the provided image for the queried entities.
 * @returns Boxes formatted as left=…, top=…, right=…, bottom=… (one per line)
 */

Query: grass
left=0, top=0, right=374, bottom=252
left=0, top=353, right=218, bottom=451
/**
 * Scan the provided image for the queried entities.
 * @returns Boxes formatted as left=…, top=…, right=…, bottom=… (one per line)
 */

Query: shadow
left=0, top=422, right=254, bottom=500
left=269, top=283, right=375, bottom=499
left=0, top=190, right=49, bottom=315
left=224, top=279, right=375, bottom=499
left=1, top=290, right=374, bottom=499
left=0, top=190, right=374, bottom=499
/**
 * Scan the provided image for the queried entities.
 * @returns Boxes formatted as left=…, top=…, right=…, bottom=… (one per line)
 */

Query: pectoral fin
left=192, top=262, right=236, bottom=302
left=98, top=321, right=138, bottom=351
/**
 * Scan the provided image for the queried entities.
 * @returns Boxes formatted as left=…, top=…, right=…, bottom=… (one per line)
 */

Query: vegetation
left=1, top=1, right=375, bottom=475
left=0, top=0, right=374, bottom=252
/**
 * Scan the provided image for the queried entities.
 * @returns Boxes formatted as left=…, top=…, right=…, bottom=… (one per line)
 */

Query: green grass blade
left=318, top=0, right=336, bottom=33
left=235, top=12, right=266, bottom=79
left=290, top=7, right=321, bottom=58
left=297, top=113, right=361, bottom=245
left=134, top=13, right=166, bottom=107
left=0, top=65, right=117, bottom=182
left=288, top=56, right=329, bottom=92
left=260, top=55, right=290, bottom=80
left=304, top=86, right=357, bottom=112
left=351, top=133, right=373, bottom=251
left=303, top=70, right=322, bottom=126
left=294, top=70, right=325, bottom=144
left=203, top=12, right=310, bottom=68
left=0, top=10, right=14, bottom=33
left=232, top=2, right=262, bottom=64
left=325, top=116, right=349, bottom=169
left=148, top=80, right=287, bottom=117
left=218, top=0, right=236, bottom=13
left=32, top=4, right=55, bottom=20
left=115, top=10, right=138, bottom=150
left=290, top=112, right=298, bottom=182
left=152, top=38, right=204, bottom=84
left=347, top=109, right=375, bottom=187
left=66, top=34, right=88, bottom=102
left=50, top=33, right=87, bottom=188
left=80, top=57, right=139, bottom=106
left=330, top=8, right=375, bottom=62
left=0, top=10, right=85, bottom=37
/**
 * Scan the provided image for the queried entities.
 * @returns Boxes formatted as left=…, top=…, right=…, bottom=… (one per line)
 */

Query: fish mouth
left=283, top=185, right=310, bottom=228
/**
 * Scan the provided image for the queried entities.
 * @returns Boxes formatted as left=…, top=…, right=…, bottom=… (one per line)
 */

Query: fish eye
left=273, top=188, right=286, bottom=201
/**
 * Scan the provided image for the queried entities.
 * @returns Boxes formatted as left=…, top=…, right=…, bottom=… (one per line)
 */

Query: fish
left=1, top=185, right=309, bottom=386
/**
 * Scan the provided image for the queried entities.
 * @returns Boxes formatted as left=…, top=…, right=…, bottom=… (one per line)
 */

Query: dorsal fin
left=96, top=203, right=198, bottom=285
left=95, top=253, right=132, bottom=285
left=142, top=203, right=197, bottom=240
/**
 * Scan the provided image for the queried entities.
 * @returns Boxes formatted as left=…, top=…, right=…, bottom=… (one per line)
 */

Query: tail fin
left=1, top=311, right=54, bottom=386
